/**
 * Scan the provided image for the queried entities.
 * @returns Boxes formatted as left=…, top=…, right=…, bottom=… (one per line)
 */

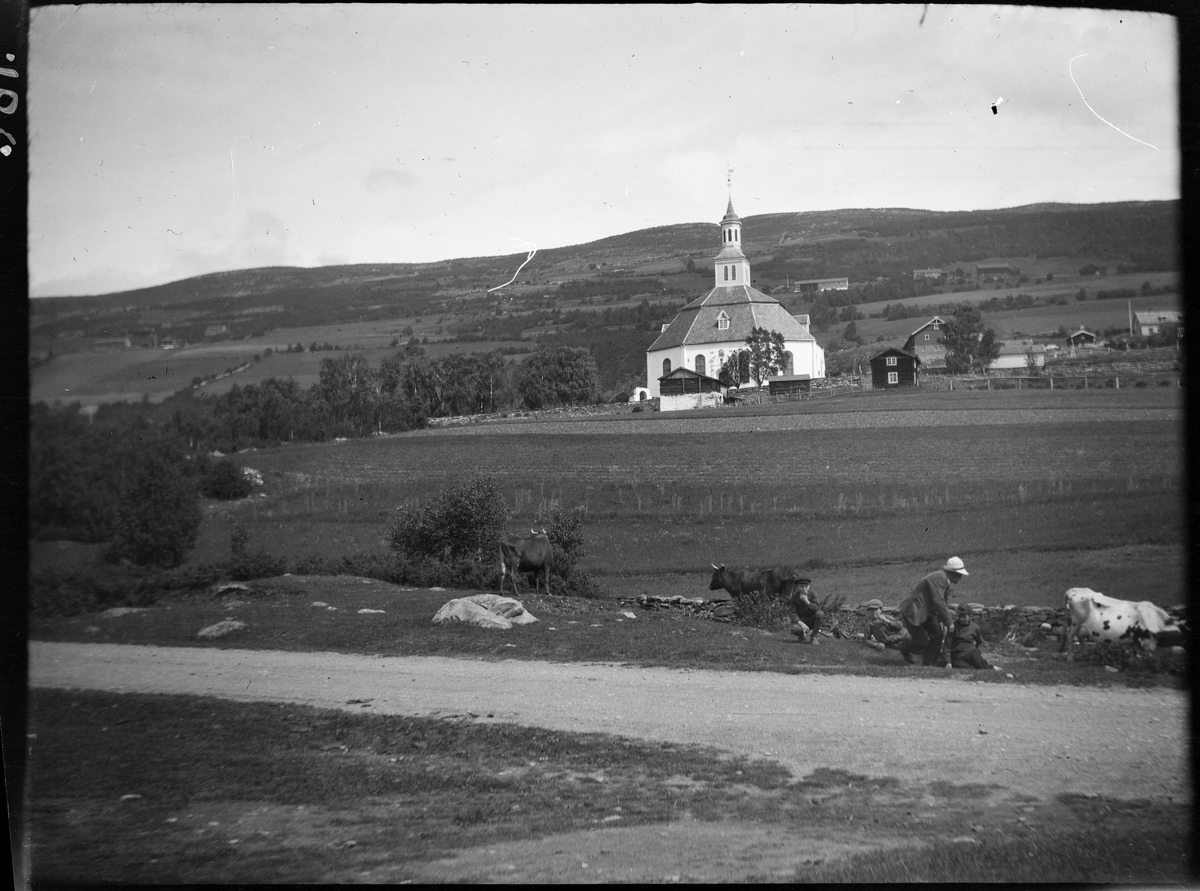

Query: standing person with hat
left=897, top=557, right=969, bottom=665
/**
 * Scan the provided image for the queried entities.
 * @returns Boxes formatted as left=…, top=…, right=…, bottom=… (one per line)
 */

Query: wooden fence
left=918, top=371, right=1181, bottom=391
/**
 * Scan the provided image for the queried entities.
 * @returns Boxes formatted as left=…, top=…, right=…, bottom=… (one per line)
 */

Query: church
left=644, top=199, right=825, bottom=398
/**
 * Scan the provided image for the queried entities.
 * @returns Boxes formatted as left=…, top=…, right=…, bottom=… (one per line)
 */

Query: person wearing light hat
left=896, top=557, right=969, bottom=666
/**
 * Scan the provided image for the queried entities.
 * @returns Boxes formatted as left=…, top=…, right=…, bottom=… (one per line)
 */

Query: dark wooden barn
left=658, top=367, right=727, bottom=396
left=767, top=373, right=812, bottom=397
left=869, top=348, right=921, bottom=388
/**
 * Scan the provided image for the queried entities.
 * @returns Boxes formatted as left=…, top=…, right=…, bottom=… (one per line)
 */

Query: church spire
left=714, top=189, right=749, bottom=288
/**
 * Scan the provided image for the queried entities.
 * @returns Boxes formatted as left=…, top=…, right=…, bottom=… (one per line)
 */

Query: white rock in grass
left=358, top=609, right=386, bottom=615
left=311, top=602, right=330, bottom=608
left=621, top=611, right=637, bottom=619
left=197, top=619, right=247, bottom=639
left=432, top=594, right=538, bottom=630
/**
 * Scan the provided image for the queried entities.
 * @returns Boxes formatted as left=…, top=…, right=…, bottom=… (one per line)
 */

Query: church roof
left=648, top=286, right=816, bottom=351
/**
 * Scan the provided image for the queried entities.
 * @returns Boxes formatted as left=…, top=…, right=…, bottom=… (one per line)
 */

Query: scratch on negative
left=1068, top=54, right=1158, bottom=150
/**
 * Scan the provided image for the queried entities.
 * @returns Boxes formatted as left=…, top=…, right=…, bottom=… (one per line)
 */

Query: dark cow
left=500, top=529, right=552, bottom=597
left=1060, top=587, right=1183, bottom=661
left=709, top=564, right=806, bottom=599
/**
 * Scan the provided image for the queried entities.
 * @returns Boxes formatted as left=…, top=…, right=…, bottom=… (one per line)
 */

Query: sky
left=28, top=4, right=1179, bottom=298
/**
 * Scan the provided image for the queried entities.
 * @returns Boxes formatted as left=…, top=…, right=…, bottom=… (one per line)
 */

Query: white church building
left=645, top=199, right=825, bottom=398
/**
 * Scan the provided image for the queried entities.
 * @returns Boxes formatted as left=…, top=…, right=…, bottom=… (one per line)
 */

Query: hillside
left=29, top=200, right=1181, bottom=402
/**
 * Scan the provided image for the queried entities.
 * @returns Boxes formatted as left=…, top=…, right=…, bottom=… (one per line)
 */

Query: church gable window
left=717, top=311, right=730, bottom=331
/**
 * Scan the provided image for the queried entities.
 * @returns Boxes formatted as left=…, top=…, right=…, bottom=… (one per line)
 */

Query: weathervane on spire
left=727, top=165, right=734, bottom=197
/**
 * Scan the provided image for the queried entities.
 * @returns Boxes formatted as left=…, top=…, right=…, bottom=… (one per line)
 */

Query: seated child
left=944, top=604, right=991, bottom=669
left=863, top=599, right=907, bottom=650
left=789, top=579, right=824, bottom=645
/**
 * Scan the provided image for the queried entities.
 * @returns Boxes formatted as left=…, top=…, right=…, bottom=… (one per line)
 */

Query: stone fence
left=622, top=595, right=1187, bottom=640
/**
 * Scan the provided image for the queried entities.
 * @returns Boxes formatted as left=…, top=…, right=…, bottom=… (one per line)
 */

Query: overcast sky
left=28, top=4, right=1178, bottom=298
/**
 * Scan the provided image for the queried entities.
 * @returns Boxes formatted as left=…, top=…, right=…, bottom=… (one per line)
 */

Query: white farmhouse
left=645, top=200, right=824, bottom=397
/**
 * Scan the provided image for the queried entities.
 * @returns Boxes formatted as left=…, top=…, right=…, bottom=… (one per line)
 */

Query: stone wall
left=623, top=595, right=1187, bottom=641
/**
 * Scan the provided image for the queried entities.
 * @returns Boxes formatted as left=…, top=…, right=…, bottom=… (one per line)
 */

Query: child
left=863, top=599, right=907, bottom=650
left=788, top=579, right=824, bottom=645
left=944, top=603, right=991, bottom=669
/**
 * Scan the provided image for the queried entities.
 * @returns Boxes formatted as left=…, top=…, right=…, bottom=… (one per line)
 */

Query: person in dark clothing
left=862, top=599, right=907, bottom=650
left=788, top=579, right=825, bottom=645
left=945, top=603, right=992, bottom=669
left=897, top=556, right=968, bottom=665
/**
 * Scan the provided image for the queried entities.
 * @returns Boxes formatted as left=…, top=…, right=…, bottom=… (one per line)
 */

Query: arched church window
left=723, top=266, right=729, bottom=281
left=731, top=265, right=737, bottom=280
left=663, top=358, right=671, bottom=375
left=783, top=350, right=794, bottom=375
left=695, top=355, right=706, bottom=375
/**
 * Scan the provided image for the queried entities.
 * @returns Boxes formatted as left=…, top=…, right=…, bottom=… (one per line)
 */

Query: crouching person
left=862, top=599, right=907, bottom=651
left=789, top=579, right=825, bottom=645
left=945, top=604, right=992, bottom=669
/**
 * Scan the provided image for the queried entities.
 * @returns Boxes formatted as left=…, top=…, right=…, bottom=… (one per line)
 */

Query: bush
left=201, top=459, right=252, bottom=500
left=733, top=591, right=791, bottom=629
left=228, top=523, right=287, bottom=580
left=388, top=476, right=510, bottom=563
left=30, top=562, right=225, bottom=618
left=106, top=449, right=202, bottom=568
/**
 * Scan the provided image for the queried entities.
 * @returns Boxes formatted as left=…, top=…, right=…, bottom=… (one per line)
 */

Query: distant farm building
left=1133, top=310, right=1181, bottom=337
left=627, top=387, right=650, bottom=403
left=976, top=263, right=1019, bottom=278
left=988, top=341, right=1046, bottom=370
left=913, top=268, right=944, bottom=281
left=1065, top=327, right=1097, bottom=347
left=646, top=198, right=825, bottom=398
left=870, top=348, right=920, bottom=388
left=204, top=324, right=229, bottom=338
left=657, top=367, right=727, bottom=412
left=131, top=328, right=158, bottom=348
left=766, top=374, right=812, bottom=397
left=792, top=277, right=849, bottom=294
left=902, top=317, right=947, bottom=369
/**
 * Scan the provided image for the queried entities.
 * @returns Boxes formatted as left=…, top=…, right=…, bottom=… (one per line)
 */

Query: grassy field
left=169, top=388, right=1186, bottom=608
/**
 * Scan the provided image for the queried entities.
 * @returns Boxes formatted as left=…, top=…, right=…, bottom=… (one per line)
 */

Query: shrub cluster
left=228, top=524, right=287, bottom=581
left=389, top=476, right=510, bottom=564
left=201, top=459, right=252, bottom=500
left=30, top=562, right=225, bottom=618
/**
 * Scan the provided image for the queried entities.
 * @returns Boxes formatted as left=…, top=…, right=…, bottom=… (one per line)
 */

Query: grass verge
left=29, top=575, right=1187, bottom=688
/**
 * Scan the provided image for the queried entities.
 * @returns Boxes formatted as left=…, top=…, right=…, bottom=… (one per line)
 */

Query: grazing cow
left=499, top=529, right=552, bottom=597
left=710, top=564, right=808, bottom=600
left=1060, top=587, right=1182, bottom=661
left=709, top=564, right=764, bottom=599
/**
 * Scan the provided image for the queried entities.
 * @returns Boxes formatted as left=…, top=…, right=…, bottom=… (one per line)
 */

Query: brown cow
left=709, top=563, right=807, bottom=599
left=500, top=529, right=552, bottom=597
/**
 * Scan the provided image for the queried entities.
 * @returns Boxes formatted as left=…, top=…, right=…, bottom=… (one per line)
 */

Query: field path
left=30, top=641, right=1187, bottom=804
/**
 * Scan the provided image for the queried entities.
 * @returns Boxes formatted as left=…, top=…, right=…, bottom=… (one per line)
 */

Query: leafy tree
left=942, top=304, right=1001, bottom=374
left=318, top=353, right=379, bottom=435
left=718, top=349, right=749, bottom=388
left=107, top=444, right=202, bottom=568
left=745, top=327, right=787, bottom=386
left=842, top=320, right=861, bottom=344
left=517, top=346, right=599, bottom=409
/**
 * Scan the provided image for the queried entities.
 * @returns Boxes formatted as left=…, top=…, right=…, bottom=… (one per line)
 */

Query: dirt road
left=30, top=641, right=1188, bottom=803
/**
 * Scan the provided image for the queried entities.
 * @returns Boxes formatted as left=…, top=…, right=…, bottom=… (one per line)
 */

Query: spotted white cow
left=1060, top=587, right=1183, bottom=661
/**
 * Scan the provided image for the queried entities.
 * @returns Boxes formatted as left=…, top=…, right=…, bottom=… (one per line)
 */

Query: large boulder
left=432, top=594, right=538, bottom=630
